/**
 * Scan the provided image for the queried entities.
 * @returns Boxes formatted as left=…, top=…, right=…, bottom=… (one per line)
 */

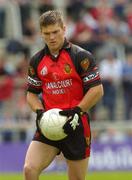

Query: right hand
left=36, top=109, right=45, bottom=131
left=59, top=106, right=84, bottom=135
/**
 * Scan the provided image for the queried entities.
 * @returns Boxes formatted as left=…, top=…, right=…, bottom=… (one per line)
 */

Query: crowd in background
left=0, top=0, right=132, bottom=142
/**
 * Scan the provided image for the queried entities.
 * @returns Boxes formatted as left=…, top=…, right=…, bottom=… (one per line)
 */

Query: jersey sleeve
left=27, top=56, right=42, bottom=94
left=77, top=50, right=102, bottom=93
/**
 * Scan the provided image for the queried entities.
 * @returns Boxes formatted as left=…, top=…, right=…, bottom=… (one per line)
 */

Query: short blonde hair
left=39, top=10, right=64, bottom=29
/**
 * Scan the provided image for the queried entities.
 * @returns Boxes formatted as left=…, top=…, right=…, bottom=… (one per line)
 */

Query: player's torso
left=37, top=49, right=83, bottom=110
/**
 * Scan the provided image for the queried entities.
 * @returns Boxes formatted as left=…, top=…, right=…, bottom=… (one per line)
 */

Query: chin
left=51, top=46, right=59, bottom=52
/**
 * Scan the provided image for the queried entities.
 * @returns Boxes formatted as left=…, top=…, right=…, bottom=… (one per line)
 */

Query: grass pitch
left=0, top=171, right=132, bottom=180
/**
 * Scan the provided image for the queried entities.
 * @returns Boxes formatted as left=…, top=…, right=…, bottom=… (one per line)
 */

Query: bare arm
left=78, top=84, right=104, bottom=112
left=26, top=92, right=44, bottom=112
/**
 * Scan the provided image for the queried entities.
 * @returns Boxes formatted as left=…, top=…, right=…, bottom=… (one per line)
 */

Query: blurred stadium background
left=0, top=0, right=132, bottom=178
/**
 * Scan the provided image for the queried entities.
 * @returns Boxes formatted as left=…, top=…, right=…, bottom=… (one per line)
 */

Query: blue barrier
left=0, top=139, right=132, bottom=172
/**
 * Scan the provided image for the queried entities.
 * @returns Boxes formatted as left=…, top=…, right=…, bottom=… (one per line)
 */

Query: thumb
left=59, top=110, right=69, bottom=116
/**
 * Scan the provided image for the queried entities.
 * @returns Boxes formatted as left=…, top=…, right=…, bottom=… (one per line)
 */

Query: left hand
left=59, top=106, right=84, bottom=135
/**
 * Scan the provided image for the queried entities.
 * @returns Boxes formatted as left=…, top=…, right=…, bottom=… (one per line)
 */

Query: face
left=41, top=23, right=66, bottom=54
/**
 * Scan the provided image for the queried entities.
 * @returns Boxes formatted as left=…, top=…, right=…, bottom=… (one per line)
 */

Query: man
left=24, top=10, right=104, bottom=180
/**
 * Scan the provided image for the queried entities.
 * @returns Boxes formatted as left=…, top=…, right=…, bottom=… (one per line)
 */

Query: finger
left=59, top=110, right=69, bottom=116
left=72, top=114, right=79, bottom=122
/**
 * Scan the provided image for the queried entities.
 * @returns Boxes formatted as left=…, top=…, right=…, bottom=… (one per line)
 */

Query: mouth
left=49, top=41, right=56, bottom=45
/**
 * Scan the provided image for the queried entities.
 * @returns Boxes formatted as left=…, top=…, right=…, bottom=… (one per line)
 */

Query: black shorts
left=33, top=113, right=91, bottom=160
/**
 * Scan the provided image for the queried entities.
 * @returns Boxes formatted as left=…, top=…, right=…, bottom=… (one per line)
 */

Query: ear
left=63, top=25, right=66, bottom=32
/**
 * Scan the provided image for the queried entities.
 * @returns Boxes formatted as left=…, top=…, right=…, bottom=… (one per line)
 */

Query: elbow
left=26, top=91, right=35, bottom=104
left=100, top=84, right=104, bottom=98
left=93, top=84, right=104, bottom=101
left=26, top=91, right=30, bottom=104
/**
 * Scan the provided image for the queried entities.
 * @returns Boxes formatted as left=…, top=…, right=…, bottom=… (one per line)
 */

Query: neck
left=50, top=51, right=59, bottom=56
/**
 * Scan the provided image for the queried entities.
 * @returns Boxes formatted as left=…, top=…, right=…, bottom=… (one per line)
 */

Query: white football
left=39, top=108, right=67, bottom=141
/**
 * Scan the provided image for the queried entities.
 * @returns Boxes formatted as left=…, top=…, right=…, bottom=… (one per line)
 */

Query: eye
left=43, top=32, right=50, bottom=36
left=53, top=30, right=59, bottom=34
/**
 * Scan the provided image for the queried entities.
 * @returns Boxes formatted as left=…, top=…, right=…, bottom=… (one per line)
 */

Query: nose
left=49, top=33, right=55, bottom=40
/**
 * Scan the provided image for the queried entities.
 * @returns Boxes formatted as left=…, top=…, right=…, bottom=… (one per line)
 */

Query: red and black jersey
left=27, top=40, right=101, bottom=110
